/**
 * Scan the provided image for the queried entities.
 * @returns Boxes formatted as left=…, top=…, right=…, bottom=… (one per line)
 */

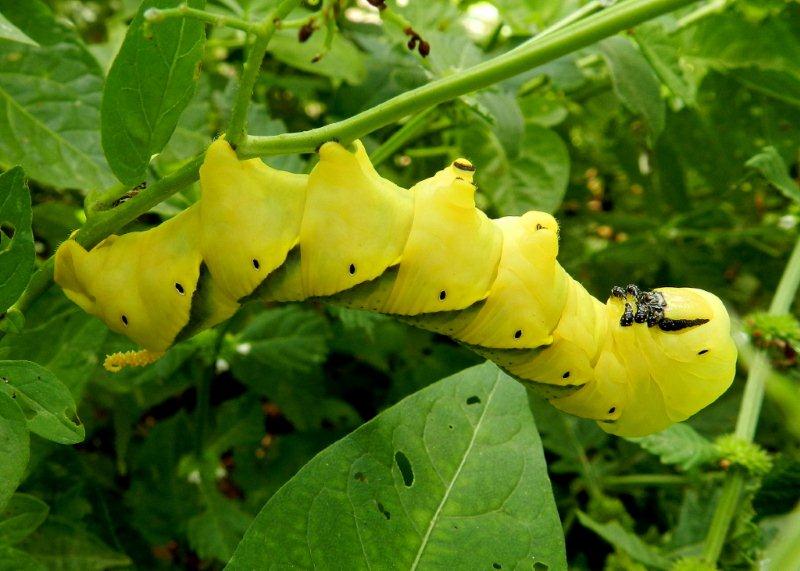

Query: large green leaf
left=0, top=361, right=84, bottom=444
left=0, top=0, right=113, bottom=191
left=600, top=36, right=665, bottom=139
left=101, top=0, right=207, bottom=185
left=0, top=167, right=33, bottom=313
left=0, top=493, right=48, bottom=545
left=227, top=362, right=566, bottom=570
left=0, top=390, right=28, bottom=512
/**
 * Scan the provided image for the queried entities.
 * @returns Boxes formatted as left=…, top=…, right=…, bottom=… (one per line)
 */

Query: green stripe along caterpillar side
left=54, top=139, right=737, bottom=437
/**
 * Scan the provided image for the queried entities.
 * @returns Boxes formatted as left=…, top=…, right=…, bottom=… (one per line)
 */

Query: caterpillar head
left=600, top=287, right=737, bottom=436
left=54, top=208, right=204, bottom=352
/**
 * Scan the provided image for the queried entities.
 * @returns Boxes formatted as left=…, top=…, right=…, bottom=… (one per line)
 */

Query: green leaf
left=267, top=30, right=366, bottom=85
left=0, top=493, right=49, bottom=545
left=0, top=0, right=114, bottom=191
left=0, top=390, right=28, bottom=512
left=101, top=0, right=207, bottom=185
left=0, top=361, right=84, bottom=444
left=628, top=424, right=716, bottom=471
left=473, top=90, right=525, bottom=159
left=519, top=92, right=569, bottom=127
left=0, top=12, right=37, bottom=46
left=634, top=22, right=696, bottom=105
left=0, top=544, right=46, bottom=571
left=471, top=124, right=570, bottom=216
left=187, top=495, right=252, bottom=563
left=734, top=68, right=800, bottom=108
left=576, top=511, right=672, bottom=570
left=0, top=167, right=33, bottom=313
left=682, top=13, right=800, bottom=77
left=600, top=36, right=665, bottom=138
left=227, top=362, right=566, bottom=570
left=746, top=146, right=800, bottom=204
left=0, top=307, right=107, bottom=398
left=230, top=305, right=331, bottom=377
left=16, top=520, right=132, bottom=571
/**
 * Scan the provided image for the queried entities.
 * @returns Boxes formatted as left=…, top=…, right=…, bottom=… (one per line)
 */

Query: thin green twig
left=226, top=0, right=301, bottom=148
left=144, top=4, right=261, bottom=34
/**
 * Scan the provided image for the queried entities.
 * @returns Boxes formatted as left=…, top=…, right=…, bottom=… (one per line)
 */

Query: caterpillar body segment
left=54, top=138, right=737, bottom=437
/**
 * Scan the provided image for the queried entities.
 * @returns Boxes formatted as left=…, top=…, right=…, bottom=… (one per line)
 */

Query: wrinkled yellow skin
left=55, top=139, right=737, bottom=437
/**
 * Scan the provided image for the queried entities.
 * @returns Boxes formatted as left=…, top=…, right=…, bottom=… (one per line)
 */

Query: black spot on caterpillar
left=53, top=138, right=737, bottom=437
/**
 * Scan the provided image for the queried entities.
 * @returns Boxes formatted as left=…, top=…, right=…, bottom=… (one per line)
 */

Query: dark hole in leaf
left=533, top=562, right=549, bottom=570
left=493, top=564, right=502, bottom=569
left=395, top=451, right=414, bottom=487
left=0, top=222, right=14, bottom=241
left=466, top=395, right=481, bottom=405
left=354, top=472, right=366, bottom=482
left=448, top=424, right=453, bottom=429
left=376, top=501, right=390, bottom=520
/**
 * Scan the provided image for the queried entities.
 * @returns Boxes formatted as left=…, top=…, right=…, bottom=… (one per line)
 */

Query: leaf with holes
left=0, top=0, right=114, bottom=191
left=0, top=167, right=33, bottom=313
left=227, top=362, right=566, bottom=570
left=0, top=360, right=84, bottom=444
left=101, top=0, right=207, bottom=185
left=0, top=390, right=28, bottom=512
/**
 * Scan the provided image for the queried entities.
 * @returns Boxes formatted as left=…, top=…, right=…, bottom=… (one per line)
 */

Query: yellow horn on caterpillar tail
left=54, top=138, right=737, bottom=436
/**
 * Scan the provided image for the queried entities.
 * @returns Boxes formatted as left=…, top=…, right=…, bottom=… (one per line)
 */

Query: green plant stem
left=0, top=0, right=697, bottom=335
left=702, top=234, right=800, bottom=564
left=240, top=0, right=698, bottom=157
left=144, top=4, right=261, bottom=34
left=602, top=474, right=691, bottom=487
left=226, top=0, right=301, bottom=148
left=369, top=106, right=439, bottom=167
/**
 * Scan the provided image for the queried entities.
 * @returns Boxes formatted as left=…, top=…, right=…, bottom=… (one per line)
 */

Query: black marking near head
left=252, top=258, right=260, bottom=270
left=349, top=263, right=356, bottom=275
left=698, top=349, right=709, bottom=355
left=453, top=160, right=475, bottom=172
left=608, top=406, right=616, bottom=414
left=562, top=371, right=570, bottom=379
left=439, top=290, right=447, bottom=301
left=514, top=329, right=523, bottom=339
left=121, top=315, right=128, bottom=326
left=658, top=318, right=710, bottom=332
left=175, top=282, right=185, bottom=294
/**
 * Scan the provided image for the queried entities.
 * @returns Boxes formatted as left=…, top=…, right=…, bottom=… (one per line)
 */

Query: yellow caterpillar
left=54, top=139, right=737, bottom=437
